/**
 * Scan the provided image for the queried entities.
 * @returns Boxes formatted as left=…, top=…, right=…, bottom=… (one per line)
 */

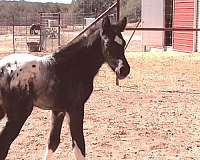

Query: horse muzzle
left=115, top=65, right=130, bottom=80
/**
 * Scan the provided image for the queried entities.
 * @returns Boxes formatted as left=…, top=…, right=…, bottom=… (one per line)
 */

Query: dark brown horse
left=0, top=16, right=129, bottom=160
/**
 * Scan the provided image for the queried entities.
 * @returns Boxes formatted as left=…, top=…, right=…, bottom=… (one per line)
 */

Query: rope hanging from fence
left=125, top=19, right=141, bottom=50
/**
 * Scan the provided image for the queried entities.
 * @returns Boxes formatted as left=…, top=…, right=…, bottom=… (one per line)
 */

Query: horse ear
left=102, top=16, right=111, bottom=32
left=118, top=17, right=127, bottom=32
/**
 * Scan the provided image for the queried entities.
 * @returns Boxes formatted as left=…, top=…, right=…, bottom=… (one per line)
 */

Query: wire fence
left=0, top=1, right=119, bottom=55
left=1, top=0, right=197, bottom=54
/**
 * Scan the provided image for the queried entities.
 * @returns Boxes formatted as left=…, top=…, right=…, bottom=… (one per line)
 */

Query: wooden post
left=58, top=13, right=61, bottom=48
left=39, top=12, right=42, bottom=51
left=117, top=0, right=120, bottom=21
left=25, top=15, right=28, bottom=50
left=116, top=0, right=120, bottom=86
left=12, top=16, right=15, bottom=53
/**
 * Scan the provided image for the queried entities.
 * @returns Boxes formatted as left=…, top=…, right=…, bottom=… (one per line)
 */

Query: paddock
left=0, top=50, right=199, bottom=159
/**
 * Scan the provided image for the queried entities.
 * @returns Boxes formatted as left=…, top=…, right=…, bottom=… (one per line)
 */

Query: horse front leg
left=69, top=107, right=85, bottom=160
left=44, top=111, right=65, bottom=160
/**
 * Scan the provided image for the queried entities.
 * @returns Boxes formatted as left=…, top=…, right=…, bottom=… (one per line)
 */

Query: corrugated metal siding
left=197, top=0, right=200, bottom=52
left=173, top=0, right=195, bottom=52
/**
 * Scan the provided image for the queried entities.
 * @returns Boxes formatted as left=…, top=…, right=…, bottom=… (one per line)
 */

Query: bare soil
left=0, top=51, right=200, bottom=160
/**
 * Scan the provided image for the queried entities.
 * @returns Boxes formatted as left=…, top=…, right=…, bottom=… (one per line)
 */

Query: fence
left=0, top=0, right=143, bottom=54
left=0, top=15, right=40, bottom=54
left=0, top=2, right=119, bottom=54
left=2, top=0, right=199, bottom=54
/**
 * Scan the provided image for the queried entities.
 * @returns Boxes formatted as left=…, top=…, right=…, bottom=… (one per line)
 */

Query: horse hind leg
left=0, top=106, right=5, bottom=120
left=0, top=115, right=32, bottom=158
left=44, top=111, right=65, bottom=160
left=0, top=102, right=33, bottom=159
left=0, top=86, right=34, bottom=159
left=0, top=94, right=5, bottom=120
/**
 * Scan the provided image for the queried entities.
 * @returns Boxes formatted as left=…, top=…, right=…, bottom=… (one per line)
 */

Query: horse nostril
left=120, top=66, right=130, bottom=77
left=119, top=66, right=123, bottom=73
left=106, top=43, right=111, bottom=48
left=120, top=66, right=126, bottom=74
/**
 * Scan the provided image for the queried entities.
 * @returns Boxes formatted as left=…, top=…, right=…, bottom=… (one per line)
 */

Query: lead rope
left=116, top=19, right=141, bottom=86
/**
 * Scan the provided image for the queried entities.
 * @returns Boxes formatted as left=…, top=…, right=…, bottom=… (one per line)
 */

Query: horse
left=30, top=24, right=41, bottom=35
left=0, top=16, right=130, bottom=159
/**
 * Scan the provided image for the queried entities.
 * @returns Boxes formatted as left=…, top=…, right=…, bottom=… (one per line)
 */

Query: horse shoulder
left=10, top=59, right=42, bottom=92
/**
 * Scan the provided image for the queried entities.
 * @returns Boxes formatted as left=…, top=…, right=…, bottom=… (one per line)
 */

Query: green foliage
left=0, top=1, right=70, bottom=22
left=70, top=0, right=141, bottom=22
left=70, top=0, right=115, bottom=17
left=0, top=0, right=141, bottom=25
left=121, top=0, right=141, bottom=22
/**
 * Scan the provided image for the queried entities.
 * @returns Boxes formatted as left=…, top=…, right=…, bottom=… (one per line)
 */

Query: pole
left=70, top=2, right=118, bottom=42
left=125, top=27, right=200, bottom=31
left=117, top=0, right=120, bottom=21
left=12, top=16, right=15, bottom=53
left=39, top=13, right=42, bottom=51
left=26, top=15, right=28, bottom=50
left=58, top=13, right=61, bottom=48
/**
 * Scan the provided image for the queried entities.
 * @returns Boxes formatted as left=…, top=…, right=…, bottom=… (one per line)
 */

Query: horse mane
left=54, top=24, right=101, bottom=57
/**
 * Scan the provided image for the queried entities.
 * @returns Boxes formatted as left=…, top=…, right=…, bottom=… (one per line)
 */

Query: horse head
left=100, top=16, right=130, bottom=79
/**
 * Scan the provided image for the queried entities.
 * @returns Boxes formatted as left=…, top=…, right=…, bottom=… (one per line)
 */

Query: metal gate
left=40, top=13, right=61, bottom=52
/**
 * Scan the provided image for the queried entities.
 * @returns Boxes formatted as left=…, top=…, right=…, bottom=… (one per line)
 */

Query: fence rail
left=70, top=1, right=118, bottom=43
left=126, top=27, right=200, bottom=31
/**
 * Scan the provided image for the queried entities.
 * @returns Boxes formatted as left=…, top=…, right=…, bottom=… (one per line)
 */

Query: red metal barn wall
left=173, top=0, right=196, bottom=52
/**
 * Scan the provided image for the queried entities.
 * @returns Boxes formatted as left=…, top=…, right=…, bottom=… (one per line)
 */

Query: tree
left=121, top=0, right=141, bottom=22
left=70, top=0, right=115, bottom=17
left=0, top=1, right=71, bottom=25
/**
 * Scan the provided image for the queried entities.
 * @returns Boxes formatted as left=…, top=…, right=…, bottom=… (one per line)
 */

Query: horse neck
left=53, top=31, right=105, bottom=80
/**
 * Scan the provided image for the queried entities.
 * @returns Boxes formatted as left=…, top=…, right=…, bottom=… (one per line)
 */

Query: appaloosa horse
left=0, top=16, right=130, bottom=159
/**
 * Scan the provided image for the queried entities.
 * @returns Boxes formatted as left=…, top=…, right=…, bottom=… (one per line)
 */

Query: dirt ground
left=0, top=50, right=200, bottom=160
